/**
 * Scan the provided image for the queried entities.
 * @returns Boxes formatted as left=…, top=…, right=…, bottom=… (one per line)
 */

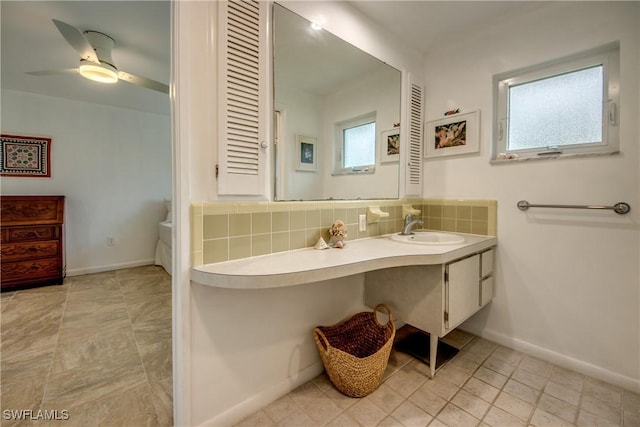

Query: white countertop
left=191, top=232, right=497, bottom=289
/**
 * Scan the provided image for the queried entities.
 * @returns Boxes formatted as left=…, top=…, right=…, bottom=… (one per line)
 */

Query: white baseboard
left=201, top=362, right=325, bottom=427
left=474, top=327, right=640, bottom=393
left=66, top=258, right=155, bottom=277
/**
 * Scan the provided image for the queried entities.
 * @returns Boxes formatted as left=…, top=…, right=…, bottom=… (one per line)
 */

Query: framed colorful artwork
left=0, top=134, right=52, bottom=177
left=425, top=110, right=480, bottom=158
left=380, top=128, right=400, bottom=163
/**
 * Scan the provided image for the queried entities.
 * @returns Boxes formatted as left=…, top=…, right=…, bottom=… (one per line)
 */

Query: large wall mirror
left=274, top=3, right=402, bottom=201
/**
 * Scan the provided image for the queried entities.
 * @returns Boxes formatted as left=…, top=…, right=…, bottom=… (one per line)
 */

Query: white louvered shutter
left=217, top=0, right=269, bottom=196
left=405, top=74, right=424, bottom=196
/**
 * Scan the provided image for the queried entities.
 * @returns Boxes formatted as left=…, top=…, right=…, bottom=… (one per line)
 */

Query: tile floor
left=3, top=268, right=639, bottom=427
left=237, top=329, right=640, bottom=427
left=0, top=266, right=172, bottom=426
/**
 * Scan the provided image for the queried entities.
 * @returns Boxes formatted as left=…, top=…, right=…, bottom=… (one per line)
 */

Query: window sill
left=489, top=150, right=619, bottom=165
left=332, top=167, right=376, bottom=176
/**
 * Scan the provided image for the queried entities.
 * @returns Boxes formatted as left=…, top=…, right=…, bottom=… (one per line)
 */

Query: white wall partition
left=422, top=2, right=640, bottom=390
left=1, top=89, right=171, bottom=275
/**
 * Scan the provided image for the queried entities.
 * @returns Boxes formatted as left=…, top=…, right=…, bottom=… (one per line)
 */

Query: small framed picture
left=296, top=135, right=317, bottom=171
left=380, top=129, right=400, bottom=163
left=425, top=110, right=480, bottom=158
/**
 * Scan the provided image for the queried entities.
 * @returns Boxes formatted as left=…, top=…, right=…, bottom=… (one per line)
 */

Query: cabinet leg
left=429, top=334, right=438, bottom=378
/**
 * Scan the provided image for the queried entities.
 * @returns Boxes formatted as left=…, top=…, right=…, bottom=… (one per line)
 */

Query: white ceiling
left=1, top=1, right=171, bottom=115
left=1, top=1, right=543, bottom=116
left=348, top=1, right=543, bottom=56
left=275, top=3, right=399, bottom=96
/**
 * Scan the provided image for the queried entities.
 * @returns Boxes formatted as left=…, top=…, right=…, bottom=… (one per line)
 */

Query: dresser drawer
left=2, top=225, right=59, bottom=243
left=0, top=196, right=64, bottom=226
left=1, top=258, right=62, bottom=280
left=1, top=240, right=60, bottom=262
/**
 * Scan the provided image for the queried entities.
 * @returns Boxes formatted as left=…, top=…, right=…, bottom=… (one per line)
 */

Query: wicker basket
left=313, top=304, right=395, bottom=397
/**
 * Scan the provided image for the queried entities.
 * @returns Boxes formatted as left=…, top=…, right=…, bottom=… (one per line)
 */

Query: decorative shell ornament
left=314, top=237, right=330, bottom=250
left=329, top=220, right=347, bottom=248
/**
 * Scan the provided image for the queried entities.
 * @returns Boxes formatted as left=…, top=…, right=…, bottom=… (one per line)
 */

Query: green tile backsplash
left=191, top=199, right=497, bottom=266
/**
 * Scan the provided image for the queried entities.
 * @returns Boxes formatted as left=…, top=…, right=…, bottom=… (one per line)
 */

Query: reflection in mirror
left=274, top=3, right=402, bottom=201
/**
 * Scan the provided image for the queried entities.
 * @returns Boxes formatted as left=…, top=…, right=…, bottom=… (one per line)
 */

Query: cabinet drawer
left=1, top=258, right=62, bottom=280
left=1, top=241, right=60, bottom=262
left=2, top=225, right=59, bottom=242
left=481, top=249, right=494, bottom=278
left=481, top=276, right=494, bottom=306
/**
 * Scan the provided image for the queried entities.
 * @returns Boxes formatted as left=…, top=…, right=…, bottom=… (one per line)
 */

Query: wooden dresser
left=1, top=195, right=65, bottom=291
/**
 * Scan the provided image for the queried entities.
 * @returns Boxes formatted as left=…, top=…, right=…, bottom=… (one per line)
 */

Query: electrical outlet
left=358, top=214, right=367, bottom=232
left=107, top=237, right=115, bottom=246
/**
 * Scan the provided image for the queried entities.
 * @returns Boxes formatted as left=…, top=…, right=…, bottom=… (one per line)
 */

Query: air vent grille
left=408, top=82, right=423, bottom=185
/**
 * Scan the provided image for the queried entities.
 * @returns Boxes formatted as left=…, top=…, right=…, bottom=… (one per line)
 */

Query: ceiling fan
left=27, top=19, right=169, bottom=94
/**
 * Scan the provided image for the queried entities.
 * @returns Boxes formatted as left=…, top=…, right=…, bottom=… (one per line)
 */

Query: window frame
left=333, top=112, right=377, bottom=175
left=492, top=42, right=620, bottom=161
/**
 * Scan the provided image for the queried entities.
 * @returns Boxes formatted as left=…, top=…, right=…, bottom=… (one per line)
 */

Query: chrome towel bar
left=517, top=200, right=631, bottom=215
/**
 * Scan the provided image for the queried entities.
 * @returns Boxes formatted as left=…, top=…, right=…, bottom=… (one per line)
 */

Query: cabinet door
left=445, top=254, right=480, bottom=330
left=217, top=0, right=270, bottom=196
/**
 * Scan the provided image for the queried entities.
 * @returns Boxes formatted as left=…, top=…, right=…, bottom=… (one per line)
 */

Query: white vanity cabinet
left=364, top=247, right=495, bottom=377
left=193, top=232, right=496, bottom=381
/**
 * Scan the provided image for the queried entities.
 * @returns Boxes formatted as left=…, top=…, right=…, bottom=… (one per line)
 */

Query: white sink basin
left=390, top=231, right=465, bottom=245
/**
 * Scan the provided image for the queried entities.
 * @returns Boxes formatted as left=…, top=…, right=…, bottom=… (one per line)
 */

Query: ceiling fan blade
left=118, top=70, right=169, bottom=94
left=52, top=19, right=98, bottom=63
left=26, top=68, right=79, bottom=76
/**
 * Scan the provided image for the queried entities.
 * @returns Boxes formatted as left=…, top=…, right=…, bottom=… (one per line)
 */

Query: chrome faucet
left=400, top=214, right=424, bottom=235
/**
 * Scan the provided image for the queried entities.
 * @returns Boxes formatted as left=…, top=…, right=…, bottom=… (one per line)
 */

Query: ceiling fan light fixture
left=79, top=62, right=118, bottom=84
